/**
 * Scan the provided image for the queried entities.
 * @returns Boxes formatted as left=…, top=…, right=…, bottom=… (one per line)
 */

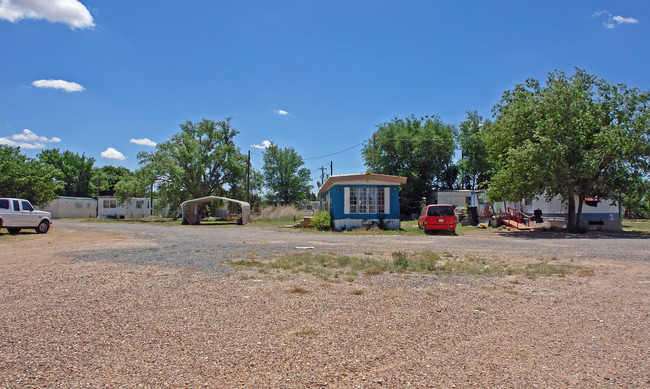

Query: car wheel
left=36, top=220, right=50, bottom=234
left=8, top=228, right=21, bottom=234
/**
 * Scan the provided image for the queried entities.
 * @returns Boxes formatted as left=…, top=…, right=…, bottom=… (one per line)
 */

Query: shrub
left=312, top=211, right=331, bottom=231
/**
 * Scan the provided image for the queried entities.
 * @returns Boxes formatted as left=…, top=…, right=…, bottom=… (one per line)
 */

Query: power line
left=303, top=142, right=364, bottom=160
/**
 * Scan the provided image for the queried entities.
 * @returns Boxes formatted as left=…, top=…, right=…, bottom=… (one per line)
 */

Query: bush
left=312, top=211, right=331, bottom=231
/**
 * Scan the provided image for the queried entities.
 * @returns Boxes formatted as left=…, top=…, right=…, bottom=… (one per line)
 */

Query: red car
left=418, top=204, right=457, bottom=233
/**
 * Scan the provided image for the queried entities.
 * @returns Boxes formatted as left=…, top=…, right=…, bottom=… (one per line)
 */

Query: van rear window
left=0, top=199, right=8, bottom=209
left=427, top=206, right=454, bottom=217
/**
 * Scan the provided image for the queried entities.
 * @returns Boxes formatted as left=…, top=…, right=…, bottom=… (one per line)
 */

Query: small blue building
left=317, top=173, right=407, bottom=231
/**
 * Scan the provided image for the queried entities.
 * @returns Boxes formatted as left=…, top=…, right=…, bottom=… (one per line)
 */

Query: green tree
left=137, top=118, right=248, bottom=212
left=457, top=110, right=492, bottom=190
left=262, top=144, right=312, bottom=205
left=38, top=148, right=95, bottom=197
left=114, top=166, right=155, bottom=204
left=93, top=165, right=133, bottom=197
left=0, top=145, right=62, bottom=205
left=362, top=115, right=456, bottom=217
left=487, top=68, right=650, bottom=230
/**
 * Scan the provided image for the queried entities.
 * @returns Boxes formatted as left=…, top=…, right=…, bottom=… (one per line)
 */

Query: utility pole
left=372, top=134, right=376, bottom=173
left=96, top=171, right=101, bottom=217
left=246, top=150, right=251, bottom=203
left=320, top=166, right=326, bottom=187
left=150, top=180, right=154, bottom=216
left=330, top=160, right=333, bottom=176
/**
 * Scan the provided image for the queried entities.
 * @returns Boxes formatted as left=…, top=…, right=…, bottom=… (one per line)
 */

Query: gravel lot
left=1, top=221, right=649, bottom=387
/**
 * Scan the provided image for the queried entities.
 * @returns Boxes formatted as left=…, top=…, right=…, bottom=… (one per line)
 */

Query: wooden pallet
left=501, top=219, right=533, bottom=230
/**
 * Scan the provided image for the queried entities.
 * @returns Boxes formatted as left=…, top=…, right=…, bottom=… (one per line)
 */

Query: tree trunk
left=576, top=194, right=585, bottom=230
left=567, top=188, right=576, bottom=231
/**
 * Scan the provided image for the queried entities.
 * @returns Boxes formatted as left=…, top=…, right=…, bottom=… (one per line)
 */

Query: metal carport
left=181, top=196, right=251, bottom=225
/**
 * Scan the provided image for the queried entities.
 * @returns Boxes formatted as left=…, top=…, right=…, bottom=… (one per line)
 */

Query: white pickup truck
left=0, top=198, right=52, bottom=234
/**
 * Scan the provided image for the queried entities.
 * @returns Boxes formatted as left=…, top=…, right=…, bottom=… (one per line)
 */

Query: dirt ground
left=1, top=226, right=649, bottom=388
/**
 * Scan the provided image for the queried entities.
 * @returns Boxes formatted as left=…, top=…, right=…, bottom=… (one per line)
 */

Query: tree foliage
left=0, top=145, right=62, bottom=205
left=38, top=148, right=95, bottom=197
left=457, top=110, right=492, bottom=190
left=361, top=115, right=456, bottom=217
left=137, top=118, right=248, bottom=212
left=93, top=165, right=133, bottom=197
left=487, top=68, right=650, bottom=229
left=114, top=166, right=154, bottom=204
left=262, top=144, right=312, bottom=205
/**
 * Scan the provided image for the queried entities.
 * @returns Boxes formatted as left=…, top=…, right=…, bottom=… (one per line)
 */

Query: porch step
left=293, top=216, right=313, bottom=228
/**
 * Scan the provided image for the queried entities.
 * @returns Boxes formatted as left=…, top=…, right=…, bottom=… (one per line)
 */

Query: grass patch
left=227, top=251, right=581, bottom=281
left=293, top=328, right=316, bottom=336
left=622, top=219, right=650, bottom=234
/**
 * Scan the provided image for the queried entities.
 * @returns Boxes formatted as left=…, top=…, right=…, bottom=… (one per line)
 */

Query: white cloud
left=593, top=10, right=639, bottom=29
left=130, top=138, right=157, bottom=147
left=0, top=128, right=61, bottom=149
left=0, top=0, right=94, bottom=29
left=32, top=79, right=85, bottom=92
left=100, top=147, right=126, bottom=161
left=276, top=109, right=289, bottom=115
left=251, top=140, right=273, bottom=149
left=611, top=15, right=638, bottom=25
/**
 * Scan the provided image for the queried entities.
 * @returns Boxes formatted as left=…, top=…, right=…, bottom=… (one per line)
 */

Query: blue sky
left=1, top=0, right=649, bottom=189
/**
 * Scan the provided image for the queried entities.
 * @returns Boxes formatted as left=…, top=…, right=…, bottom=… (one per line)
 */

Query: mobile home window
left=103, top=199, right=117, bottom=208
left=349, top=187, right=358, bottom=214
left=136, top=200, right=144, bottom=209
left=367, top=188, right=377, bottom=214
left=358, top=187, right=368, bottom=213
left=377, top=189, right=385, bottom=214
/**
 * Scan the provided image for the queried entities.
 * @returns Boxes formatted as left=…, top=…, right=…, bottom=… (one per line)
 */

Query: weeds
left=293, top=328, right=316, bottom=336
left=227, top=251, right=581, bottom=282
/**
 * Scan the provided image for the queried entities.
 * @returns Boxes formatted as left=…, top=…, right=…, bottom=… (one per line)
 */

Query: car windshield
left=427, top=206, right=454, bottom=217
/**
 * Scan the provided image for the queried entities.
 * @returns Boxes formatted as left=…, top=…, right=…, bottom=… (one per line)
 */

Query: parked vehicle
left=0, top=198, right=52, bottom=234
left=418, top=204, right=457, bottom=233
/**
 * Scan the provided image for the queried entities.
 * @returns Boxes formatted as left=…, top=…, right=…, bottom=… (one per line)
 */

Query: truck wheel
left=36, top=220, right=50, bottom=234
left=8, top=228, right=21, bottom=234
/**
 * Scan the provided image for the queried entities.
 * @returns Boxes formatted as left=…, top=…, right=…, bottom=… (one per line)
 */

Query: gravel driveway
left=1, top=221, right=648, bottom=388
left=58, top=220, right=650, bottom=271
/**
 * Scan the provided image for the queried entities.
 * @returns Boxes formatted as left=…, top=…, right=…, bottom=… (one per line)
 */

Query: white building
left=496, top=193, right=622, bottom=230
left=98, top=196, right=151, bottom=219
left=42, top=196, right=97, bottom=218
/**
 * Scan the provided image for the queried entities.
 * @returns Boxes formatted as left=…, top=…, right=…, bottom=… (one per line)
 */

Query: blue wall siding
left=323, top=184, right=400, bottom=220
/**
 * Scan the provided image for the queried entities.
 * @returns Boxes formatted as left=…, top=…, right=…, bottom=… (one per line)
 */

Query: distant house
left=98, top=196, right=151, bottom=219
left=317, top=173, right=407, bottom=231
left=497, top=193, right=622, bottom=230
left=42, top=196, right=97, bottom=218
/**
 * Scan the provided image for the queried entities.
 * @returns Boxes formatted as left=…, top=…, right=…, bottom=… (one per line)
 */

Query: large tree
left=137, top=118, right=248, bottom=212
left=362, top=115, right=456, bottom=217
left=0, top=145, right=62, bottom=205
left=262, top=144, right=312, bottom=205
left=457, top=110, right=492, bottom=190
left=93, top=165, right=133, bottom=197
left=487, top=68, right=650, bottom=230
left=38, top=148, right=95, bottom=197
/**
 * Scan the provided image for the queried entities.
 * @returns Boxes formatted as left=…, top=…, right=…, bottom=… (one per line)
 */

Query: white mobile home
left=98, top=196, right=151, bottom=219
left=42, top=196, right=97, bottom=218
left=497, top=193, right=622, bottom=231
